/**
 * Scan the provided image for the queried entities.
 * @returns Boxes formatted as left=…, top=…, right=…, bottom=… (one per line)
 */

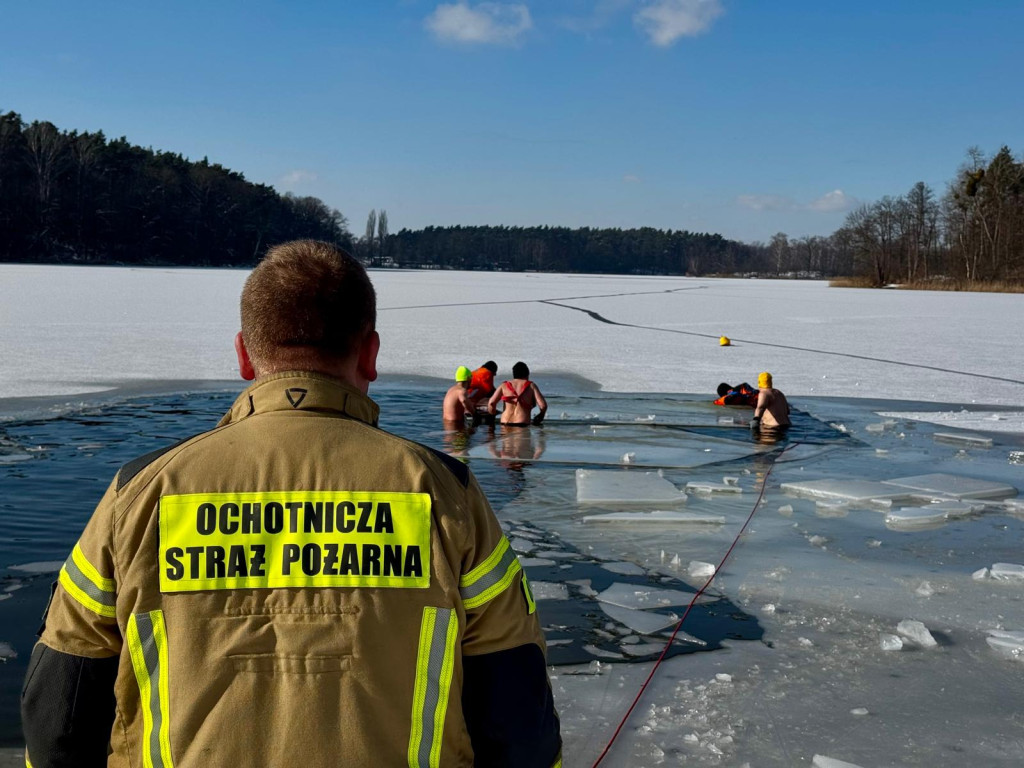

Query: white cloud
left=736, top=189, right=859, bottom=214
left=279, top=170, right=318, bottom=189
left=623, top=174, right=642, bottom=183
left=634, top=0, right=724, bottom=46
left=807, top=189, right=857, bottom=212
left=559, top=0, right=634, bottom=34
left=426, top=2, right=532, bottom=45
left=736, top=194, right=794, bottom=212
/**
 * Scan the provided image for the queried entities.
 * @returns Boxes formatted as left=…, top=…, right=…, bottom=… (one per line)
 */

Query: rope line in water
left=590, top=443, right=792, bottom=767
left=541, top=301, right=1024, bottom=387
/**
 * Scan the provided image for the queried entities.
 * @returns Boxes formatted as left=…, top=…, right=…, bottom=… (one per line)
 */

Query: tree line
left=0, top=110, right=351, bottom=266
left=5, top=112, right=1018, bottom=285
left=358, top=219, right=767, bottom=276
left=769, top=146, right=1024, bottom=286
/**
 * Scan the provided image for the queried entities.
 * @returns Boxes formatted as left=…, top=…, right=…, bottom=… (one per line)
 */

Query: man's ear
left=235, top=332, right=256, bottom=381
left=356, top=330, right=380, bottom=384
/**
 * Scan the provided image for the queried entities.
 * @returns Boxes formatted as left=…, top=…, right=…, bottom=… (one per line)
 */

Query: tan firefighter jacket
left=26, top=372, right=560, bottom=767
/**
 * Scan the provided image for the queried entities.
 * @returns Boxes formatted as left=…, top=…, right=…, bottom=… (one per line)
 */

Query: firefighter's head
left=237, top=240, right=379, bottom=391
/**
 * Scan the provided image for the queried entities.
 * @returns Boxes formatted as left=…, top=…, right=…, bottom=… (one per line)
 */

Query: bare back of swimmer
left=488, top=361, right=548, bottom=426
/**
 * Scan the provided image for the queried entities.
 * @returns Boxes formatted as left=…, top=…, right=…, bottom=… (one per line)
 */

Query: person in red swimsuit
left=487, top=361, right=548, bottom=427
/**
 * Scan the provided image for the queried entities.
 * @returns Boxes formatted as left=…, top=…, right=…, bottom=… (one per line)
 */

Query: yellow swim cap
left=455, top=366, right=472, bottom=382
left=758, top=371, right=773, bottom=389
left=719, top=336, right=731, bottom=346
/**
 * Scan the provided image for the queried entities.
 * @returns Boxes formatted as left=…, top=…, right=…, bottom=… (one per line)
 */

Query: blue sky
left=2, top=1, right=1021, bottom=242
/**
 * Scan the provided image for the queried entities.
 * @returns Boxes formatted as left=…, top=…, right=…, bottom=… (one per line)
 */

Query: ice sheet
left=595, top=583, right=698, bottom=611
left=597, top=603, right=680, bottom=635
left=780, top=478, right=914, bottom=504
left=575, top=469, right=687, bottom=505
left=6, top=267, right=1024, bottom=406
left=933, top=432, right=994, bottom=448
left=885, top=507, right=948, bottom=528
left=685, top=481, right=743, bottom=494
left=531, top=582, right=570, bottom=601
left=812, top=756, right=865, bottom=768
left=881, top=473, right=1017, bottom=500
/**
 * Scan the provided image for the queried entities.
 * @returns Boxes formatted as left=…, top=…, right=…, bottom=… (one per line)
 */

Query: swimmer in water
left=488, top=361, right=547, bottom=427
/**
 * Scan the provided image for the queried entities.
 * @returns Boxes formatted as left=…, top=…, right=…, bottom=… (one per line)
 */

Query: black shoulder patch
left=425, top=445, right=470, bottom=488
left=116, top=435, right=196, bottom=491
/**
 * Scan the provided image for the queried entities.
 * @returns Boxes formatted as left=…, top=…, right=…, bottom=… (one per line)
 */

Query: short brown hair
left=241, top=240, right=376, bottom=366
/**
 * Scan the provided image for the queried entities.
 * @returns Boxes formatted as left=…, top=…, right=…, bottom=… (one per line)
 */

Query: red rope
left=590, top=446, right=791, bottom=766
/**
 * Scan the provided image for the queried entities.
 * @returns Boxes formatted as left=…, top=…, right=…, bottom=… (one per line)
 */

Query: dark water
left=0, top=383, right=767, bottom=745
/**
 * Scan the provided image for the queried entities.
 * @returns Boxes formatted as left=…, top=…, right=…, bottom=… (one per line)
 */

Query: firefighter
left=22, top=240, right=561, bottom=768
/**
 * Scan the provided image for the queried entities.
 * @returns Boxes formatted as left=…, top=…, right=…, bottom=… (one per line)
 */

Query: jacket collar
left=218, top=371, right=380, bottom=428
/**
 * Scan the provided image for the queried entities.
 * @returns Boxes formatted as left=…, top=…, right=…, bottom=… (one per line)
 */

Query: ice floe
left=812, top=756, right=864, bottom=768
left=8, top=561, right=64, bottom=574
left=597, top=603, right=679, bottom=635
left=896, top=619, right=938, bottom=648
left=881, top=472, right=1016, bottom=500
left=575, top=469, right=687, bottom=505
left=531, top=582, right=570, bottom=601
left=595, top=583, right=699, bottom=611
left=985, top=630, right=1024, bottom=660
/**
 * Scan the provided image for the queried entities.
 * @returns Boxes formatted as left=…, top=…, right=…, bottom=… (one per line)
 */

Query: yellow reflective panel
left=159, top=491, right=431, bottom=592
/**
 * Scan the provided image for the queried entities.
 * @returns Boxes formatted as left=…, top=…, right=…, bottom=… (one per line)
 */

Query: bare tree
left=377, top=209, right=388, bottom=262
left=769, top=232, right=789, bottom=275
left=364, top=209, right=377, bottom=264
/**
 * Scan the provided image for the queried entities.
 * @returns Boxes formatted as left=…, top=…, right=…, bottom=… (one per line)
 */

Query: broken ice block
left=601, top=561, right=646, bottom=576
left=973, top=567, right=990, bottom=581
left=933, top=432, right=993, bottom=448
left=813, top=756, right=865, bottom=768
left=621, top=642, right=669, bottom=657
left=885, top=507, right=949, bottom=528
left=780, top=478, right=913, bottom=505
left=685, top=481, right=742, bottom=495
left=928, top=500, right=985, bottom=519
left=990, top=563, right=1024, bottom=581
left=880, top=633, right=903, bottom=651
left=983, top=630, right=1024, bottom=663
left=598, top=603, right=679, bottom=635
left=582, top=510, right=724, bottom=524
left=986, top=630, right=1024, bottom=660
left=509, top=537, right=535, bottom=554
left=815, top=501, right=849, bottom=518
left=1000, top=498, right=1024, bottom=515
left=595, top=582, right=700, bottom=610
left=530, top=582, right=569, bottom=601
left=575, top=469, right=687, bottom=505
left=881, top=473, right=1016, bottom=501
left=896, top=619, right=937, bottom=648
left=688, top=561, right=716, bottom=578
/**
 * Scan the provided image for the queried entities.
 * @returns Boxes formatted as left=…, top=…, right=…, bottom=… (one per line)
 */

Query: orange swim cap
left=758, top=372, right=773, bottom=389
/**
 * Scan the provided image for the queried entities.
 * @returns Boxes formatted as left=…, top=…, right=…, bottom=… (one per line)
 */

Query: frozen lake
left=2, top=264, right=1024, bottom=766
